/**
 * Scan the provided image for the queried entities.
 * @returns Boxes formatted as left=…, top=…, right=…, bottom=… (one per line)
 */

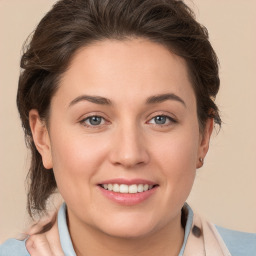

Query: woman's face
left=32, top=38, right=212, bottom=238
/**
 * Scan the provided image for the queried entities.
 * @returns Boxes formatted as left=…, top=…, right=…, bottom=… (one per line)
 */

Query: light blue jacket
left=1, top=204, right=256, bottom=256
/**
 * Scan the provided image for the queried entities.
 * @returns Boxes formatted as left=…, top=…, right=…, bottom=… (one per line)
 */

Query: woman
left=0, top=0, right=255, bottom=255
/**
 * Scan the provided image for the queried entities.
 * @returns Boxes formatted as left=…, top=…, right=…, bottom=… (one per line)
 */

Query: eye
left=81, top=116, right=105, bottom=127
left=148, top=115, right=176, bottom=126
left=153, top=116, right=168, bottom=125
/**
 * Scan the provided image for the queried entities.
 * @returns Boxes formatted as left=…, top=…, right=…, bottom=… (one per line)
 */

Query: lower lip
left=98, top=186, right=158, bottom=206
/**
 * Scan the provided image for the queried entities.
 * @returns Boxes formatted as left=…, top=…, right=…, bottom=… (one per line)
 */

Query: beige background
left=0, top=0, right=255, bottom=243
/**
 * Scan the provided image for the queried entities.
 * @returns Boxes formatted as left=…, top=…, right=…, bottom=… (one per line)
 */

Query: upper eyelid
left=146, top=111, right=177, bottom=121
left=78, top=111, right=177, bottom=123
left=147, top=115, right=176, bottom=124
left=79, top=113, right=102, bottom=122
left=83, top=114, right=104, bottom=120
left=79, top=112, right=109, bottom=121
left=79, top=116, right=175, bottom=129
left=82, top=115, right=106, bottom=123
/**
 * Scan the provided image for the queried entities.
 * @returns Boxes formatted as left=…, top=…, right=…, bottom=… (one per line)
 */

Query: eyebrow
left=69, top=93, right=186, bottom=107
left=146, top=93, right=186, bottom=107
left=69, top=95, right=112, bottom=107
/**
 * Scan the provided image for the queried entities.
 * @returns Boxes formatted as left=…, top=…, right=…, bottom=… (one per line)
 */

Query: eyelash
left=79, top=114, right=177, bottom=128
left=80, top=115, right=107, bottom=128
left=147, top=115, right=177, bottom=126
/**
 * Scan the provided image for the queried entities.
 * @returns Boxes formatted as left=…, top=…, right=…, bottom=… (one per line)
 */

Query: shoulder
left=0, top=238, right=30, bottom=256
left=216, top=225, right=256, bottom=256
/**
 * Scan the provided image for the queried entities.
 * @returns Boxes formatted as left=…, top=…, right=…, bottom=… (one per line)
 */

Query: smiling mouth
left=99, top=184, right=159, bottom=193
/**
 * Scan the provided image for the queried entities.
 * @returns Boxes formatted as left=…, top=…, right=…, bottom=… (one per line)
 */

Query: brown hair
left=17, top=0, right=221, bottom=218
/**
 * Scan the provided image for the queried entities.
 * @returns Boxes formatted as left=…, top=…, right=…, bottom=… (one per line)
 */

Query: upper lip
left=98, top=178, right=157, bottom=186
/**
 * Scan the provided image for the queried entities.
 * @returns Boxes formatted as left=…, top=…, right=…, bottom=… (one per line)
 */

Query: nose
left=108, top=123, right=150, bottom=168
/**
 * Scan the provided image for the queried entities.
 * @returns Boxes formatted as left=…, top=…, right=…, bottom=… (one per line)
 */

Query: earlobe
left=29, top=109, right=53, bottom=169
left=197, top=118, right=214, bottom=169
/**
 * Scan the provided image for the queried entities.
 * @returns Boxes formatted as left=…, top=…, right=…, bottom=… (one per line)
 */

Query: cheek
left=152, top=126, right=199, bottom=168
left=151, top=126, right=199, bottom=199
left=49, top=129, right=109, bottom=200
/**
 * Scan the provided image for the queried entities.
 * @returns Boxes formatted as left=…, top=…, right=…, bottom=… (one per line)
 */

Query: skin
left=29, top=38, right=213, bottom=256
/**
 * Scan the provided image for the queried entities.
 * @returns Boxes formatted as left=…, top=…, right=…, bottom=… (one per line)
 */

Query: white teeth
left=129, top=184, right=137, bottom=193
left=113, top=184, right=119, bottom=192
left=137, top=184, right=144, bottom=193
left=101, top=183, right=156, bottom=193
left=143, top=184, right=149, bottom=191
left=119, top=184, right=129, bottom=193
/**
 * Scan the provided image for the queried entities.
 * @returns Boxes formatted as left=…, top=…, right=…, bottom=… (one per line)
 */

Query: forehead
left=54, top=38, right=196, bottom=108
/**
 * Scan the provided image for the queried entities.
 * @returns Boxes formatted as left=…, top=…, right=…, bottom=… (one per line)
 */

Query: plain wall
left=0, top=0, right=255, bottom=243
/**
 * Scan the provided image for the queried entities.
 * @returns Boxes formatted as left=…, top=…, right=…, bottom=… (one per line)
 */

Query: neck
left=67, top=210, right=185, bottom=256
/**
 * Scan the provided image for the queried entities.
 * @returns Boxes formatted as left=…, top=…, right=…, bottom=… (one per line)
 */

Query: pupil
left=90, top=116, right=101, bottom=125
left=155, top=116, right=166, bottom=124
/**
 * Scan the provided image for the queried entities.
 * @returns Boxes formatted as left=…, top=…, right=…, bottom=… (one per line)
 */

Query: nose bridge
left=109, top=119, right=149, bottom=168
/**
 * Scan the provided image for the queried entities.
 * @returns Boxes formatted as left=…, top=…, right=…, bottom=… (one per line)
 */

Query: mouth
left=99, top=183, right=159, bottom=194
left=97, top=179, right=159, bottom=205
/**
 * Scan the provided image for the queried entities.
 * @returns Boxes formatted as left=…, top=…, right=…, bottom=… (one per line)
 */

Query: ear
left=29, top=109, right=53, bottom=169
left=197, top=118, right=214, bottom=168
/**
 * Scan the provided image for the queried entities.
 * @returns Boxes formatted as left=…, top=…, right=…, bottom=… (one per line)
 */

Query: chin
left=97, top=214, right=160, bottom=239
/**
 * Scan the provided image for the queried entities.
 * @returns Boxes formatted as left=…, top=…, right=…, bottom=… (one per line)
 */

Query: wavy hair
left=17, top=0, right=221, bottom=218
